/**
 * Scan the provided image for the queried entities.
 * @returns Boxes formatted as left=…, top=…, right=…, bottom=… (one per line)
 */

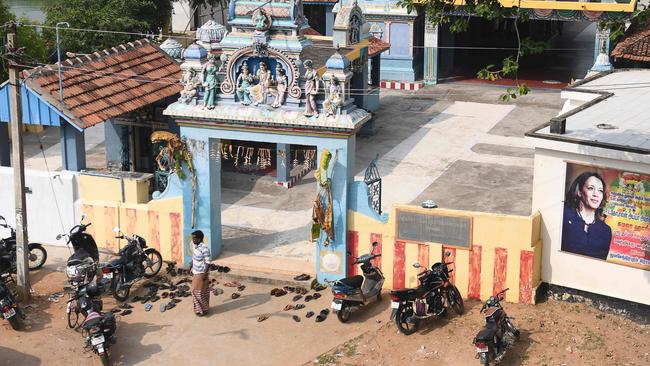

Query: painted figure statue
left=303, top=60, right=319, bottom=117
left=251, top=61, right=271, bottom=106
left=201, top=56, right=219, bottom=109
left=323, top=77, right=342, bottom=116
left=270, top=64, right=288, bottom=108
left=179, top=69, right=198, bottom=104
left=253, top=9, right=270, bottom=32
left=236, top=62, right=254, bottom=105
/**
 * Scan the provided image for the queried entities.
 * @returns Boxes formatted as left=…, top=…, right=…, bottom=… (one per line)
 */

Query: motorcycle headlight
left=66, top=266, right=78, bottom=278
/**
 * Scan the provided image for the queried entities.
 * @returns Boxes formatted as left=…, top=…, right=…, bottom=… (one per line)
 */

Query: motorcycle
left=0, top=215, right=47, bottom=275
left=56, top=214, right=99, bottom=263
left=0, top=274, right=26, bottom=330
left=473, top=288, right=520, bottom=365
left=330, top=241, right=384, bottom=323
left=103, top=228, right=162, bottom=301
left=73, top=281, right=116, bottom=366
left=390, top=251, right=464, bottom=335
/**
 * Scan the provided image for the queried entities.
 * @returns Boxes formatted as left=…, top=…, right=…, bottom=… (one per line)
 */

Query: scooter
left=330, top=241, right=383, bottom=323
left=0, top=215, right=48, bottom=275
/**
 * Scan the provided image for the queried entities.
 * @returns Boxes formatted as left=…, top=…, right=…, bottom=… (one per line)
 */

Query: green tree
left=0, top=0, right=48, bottom=82
left=42, top=0, right=174, bottom=55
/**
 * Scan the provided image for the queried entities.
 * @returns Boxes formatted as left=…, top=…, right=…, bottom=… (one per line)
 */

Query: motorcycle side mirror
left=346, top=251, right=352, bottom=256
left=112, top=227, right=121, bottom=233
left=444, top=251, right=452, bottom=257
left=56, top=234, right=63, bottom=240
left=372, top=241, right=378, bottom=247
left=413, top=262, right=421, bottom=269
left=80, top=213, right=87, bottom=222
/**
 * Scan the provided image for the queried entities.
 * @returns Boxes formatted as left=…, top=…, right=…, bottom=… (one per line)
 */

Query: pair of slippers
left=292, top=315, right=301, bottom=322
left=257, top=313, right=270, bottom=322
left=284, top=303, right=305, bottom=311
left=293, top=273, right=311, bottom=281
left=119, top=303, right=134, bottom=310
left=159, top=301, right=177, bottom=313
left=284, top=286, right=309, bottom=295
left=110, top=307, right=132, bottom=316
left=310, top=279, right=328, bottom=292
left=212, top=287, right=224, bottom=296
left=304, top=293, right=322, bottom=302
left=270, top=288, right=287, bottom=297
left=208, top=264, right=231, bottom=273
left=231, top=293, right=241, bottom=299
left=315, top=309, right=329, bottom=322
left=224, top=281, right=241, bottom=288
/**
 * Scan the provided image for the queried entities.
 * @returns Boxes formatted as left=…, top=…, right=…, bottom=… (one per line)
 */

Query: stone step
left=212, top=251, right=317, bottom=288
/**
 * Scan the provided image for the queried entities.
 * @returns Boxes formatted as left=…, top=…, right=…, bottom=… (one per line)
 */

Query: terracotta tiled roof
left=612, top=19, right=650, bottom=62
left=368, top=36, right=390, bottom=57
left=23, top=39, right=182, bottom=129
left=300, top=27, right=323, bottom=36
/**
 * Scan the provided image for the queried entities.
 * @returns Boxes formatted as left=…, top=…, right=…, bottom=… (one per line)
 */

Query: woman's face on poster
left=580, top=176, right=604, bottom=210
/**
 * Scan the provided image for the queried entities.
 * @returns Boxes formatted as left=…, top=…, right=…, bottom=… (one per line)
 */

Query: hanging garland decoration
left=312, top=149, right=334, bottom=243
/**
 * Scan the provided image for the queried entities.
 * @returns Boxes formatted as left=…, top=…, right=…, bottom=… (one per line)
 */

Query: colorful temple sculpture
left=162, top=0, right=388, bottom=281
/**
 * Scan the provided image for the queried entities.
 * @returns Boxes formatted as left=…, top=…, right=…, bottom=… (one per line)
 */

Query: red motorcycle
left=473, top=288, right=520, bottom=365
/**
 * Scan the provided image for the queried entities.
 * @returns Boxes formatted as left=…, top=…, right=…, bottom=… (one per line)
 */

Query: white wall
left=0, top=167, right=79, bottom=246
left=172, top=0, right=193, bottom=33
left=530, top=144, right=650, bottom=305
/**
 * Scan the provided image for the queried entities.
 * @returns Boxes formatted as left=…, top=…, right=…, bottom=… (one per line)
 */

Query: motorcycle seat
left=338, top=275, right=363, bottom=289
left=108, top=258, right=125, bottom=267
left=390, top=288, right=418, bottom=300
left=475, top=323, right=498, bottom=341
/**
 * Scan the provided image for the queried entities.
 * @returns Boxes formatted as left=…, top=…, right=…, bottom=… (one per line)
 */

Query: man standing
left=188, top=230, right=211, bottom=316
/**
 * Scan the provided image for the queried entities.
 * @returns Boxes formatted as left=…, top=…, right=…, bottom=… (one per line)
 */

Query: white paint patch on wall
left=531, top=147, right=650, bottom=305
left=0, top=167, right=79, bottom=246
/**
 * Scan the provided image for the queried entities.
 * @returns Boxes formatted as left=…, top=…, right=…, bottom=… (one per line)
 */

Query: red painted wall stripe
left=393, top=241, right=406, bottom=289
left=493, top=248, right=508, bottom=300
left=519, top=250, right=535, bottom=304
left=417, top=243, right=429, bottom=274
left=104, top=206, right=116, bottom=251
left=370, top=233, right=382, bottom=269
left=126, top=208, right=137, bottom=236
left=347, top=231, right=359, bottom=276
left=170, top=213, right=182, bottom=264
left=444, top=247, right=456, bottom=284
left=468, top=245, right=482, bottom=299
left=148, top=211, right=160, bottom=252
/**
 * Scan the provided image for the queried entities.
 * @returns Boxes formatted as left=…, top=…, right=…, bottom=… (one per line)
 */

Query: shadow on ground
left=110, top=322, right=169, bottom=366
left=0, top=346, right=42, bottom=365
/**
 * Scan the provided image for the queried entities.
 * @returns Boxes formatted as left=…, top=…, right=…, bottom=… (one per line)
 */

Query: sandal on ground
left=171, top=298, right=182, bottom=304
left=257, top=314, right=270, bottom=322
left=312, top=293, right=321, bottom=300
left=150, top=296, right=160, bottom=303
left=231, top=293, right=241, bottom=299
left=274, top=289, right=287, bottom=297
left=110, top=308, right=122, bottom=314
left=293, top=274, right=311, bottom=281
left=270, top=288, right=280, bottom=296
left=166, top=302, right=176, bottom=310
left=213, top=288, right=224, bottom=296
left=292, top=295, right=303, bottom=302
left=292, top=315, right=301, bottom=322
left=293, top=303, right=305, bottom=310
left=144, top=304, right=153, bottom=312
left=283, top=286, right=295, bottom=293
left=315, top=309, right=329, bottom=322
left=159, top=304, right=167, bottom=313
left=120, top=303, right=134, bottom=309
left=237, top=285, right=246, bottom=292
left=305, top=311, right=315, bottom=318
left=120, top=309, right=132, bottom=316
left=283, top=304, right=294, bottom=311
left=304, top=295, right=313, bottom=302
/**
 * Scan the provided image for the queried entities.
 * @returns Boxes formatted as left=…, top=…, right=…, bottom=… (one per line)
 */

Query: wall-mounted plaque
left=396, top=209, right=472, bottom=249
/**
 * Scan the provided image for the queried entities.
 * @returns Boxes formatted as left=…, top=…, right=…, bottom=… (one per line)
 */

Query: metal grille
left=364, top=155, right=382, bottom=215
left=153, top=143, right=170, bottom=193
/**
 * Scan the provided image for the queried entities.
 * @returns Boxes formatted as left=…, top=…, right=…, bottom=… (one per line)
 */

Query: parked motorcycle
left=104, top=228, right=162, bottom=301
left=330, top=241, right=384, bottom=323
left=0, top=215, right=47, bottom=275
left=390, top=251, right=464, bottom=335
left=72, top=281, right=116, bottom=366
left=473, top=288, right=520, bottom=365
left=56, top=214, right=99, bottom=262
left=0, top=274, right=26, bottom=330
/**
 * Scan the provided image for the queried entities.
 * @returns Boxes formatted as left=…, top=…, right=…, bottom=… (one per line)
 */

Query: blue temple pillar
left=0, top=122, right=9, bottom=167
left=276, top=143, right=291, bottom=184
left=424, top=21, right=438, bottom=85
left=325, top=9, right=335, bottom=36
left=179, top=127, right=222, bottom=266
left=590, top=28, right=613, bottom=75
left=60, top=121, right=86, bottom=171
left=316, top=135, right=355, bottom=282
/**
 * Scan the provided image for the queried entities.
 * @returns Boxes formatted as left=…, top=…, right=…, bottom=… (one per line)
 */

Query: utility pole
left=6, top=21, right=31, bottom=300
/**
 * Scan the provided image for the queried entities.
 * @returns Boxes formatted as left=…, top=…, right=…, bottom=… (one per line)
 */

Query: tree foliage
left=397, top=0, right=545, bottom=101
left=0, top=0, right=48, bottom=82
left=600, top=5, right=649, bottom=41
left=43, top=0, right=174, bottom=55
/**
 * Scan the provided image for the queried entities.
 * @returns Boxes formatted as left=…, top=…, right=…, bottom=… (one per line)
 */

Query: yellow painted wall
left=348, top=205, right=542, bottom=304
left=78, top=174, right=185, bottom=264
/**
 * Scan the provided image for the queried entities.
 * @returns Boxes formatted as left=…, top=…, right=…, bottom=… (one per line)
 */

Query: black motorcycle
left=0, top=215, right=47, bottom=275
left=473, top=288, right=520, bottom=365
left=390, top=251, right=464, bottom=335
left=56, top=215, right=99, bottom=263
left=0, top=274, right=26, bottom=330
left=73, top=281, right=116, bottom=366
left=104, top=228, right=162, bottom=301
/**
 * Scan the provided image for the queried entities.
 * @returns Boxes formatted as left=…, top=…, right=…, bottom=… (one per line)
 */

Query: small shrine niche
left=322, top=51, right=353, bottom=117
left=332, top=0, right=367, bottom=48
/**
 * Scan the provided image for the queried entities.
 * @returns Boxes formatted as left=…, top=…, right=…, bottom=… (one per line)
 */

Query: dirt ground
left=308, top=299, right=650, bottom=366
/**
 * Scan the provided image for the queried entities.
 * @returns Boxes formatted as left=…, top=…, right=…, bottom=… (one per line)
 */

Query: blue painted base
left=380, top=55, right=419, bottom=82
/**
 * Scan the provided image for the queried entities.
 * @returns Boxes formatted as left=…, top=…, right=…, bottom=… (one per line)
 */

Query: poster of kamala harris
left=562, top=163, right=650, bottom=270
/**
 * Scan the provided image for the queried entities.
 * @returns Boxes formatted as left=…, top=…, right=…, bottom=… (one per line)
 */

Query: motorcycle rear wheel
left=99, top=351, right=110, bottom=366
left=143, top=249, right=162, bottom=278
left=449, top=285, right=464, bottom=315
left=336, top=303, right=352, bottom=323
left=67, top=308, right=79, bottom=329
left=395, top=306, right=419, bottom=335
left=7, top=315, right=21, bottom=330
left=27, top=245, right=47, bottom=270
left=112, top=274, right=130, bottom=301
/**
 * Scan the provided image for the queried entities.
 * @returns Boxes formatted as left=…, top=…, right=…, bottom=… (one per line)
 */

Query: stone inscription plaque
left=396, top=210, right=471, bottom=248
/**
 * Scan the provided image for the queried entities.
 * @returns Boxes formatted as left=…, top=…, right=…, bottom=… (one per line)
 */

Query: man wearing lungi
left=188, top=230, right=211, bottom=316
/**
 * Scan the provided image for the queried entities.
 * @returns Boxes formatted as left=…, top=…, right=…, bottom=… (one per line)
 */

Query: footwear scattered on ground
left=312, top=293, right=321, bottom=300
left=273, top=289, right=287, bottom=297
left=292, top=294, right=303, bottom=302
left=315, top=309, right=329, bottom=322
left=120, top=303, right=133, bottom=309
left=293, top=274, right=311, bottom=281
left=159, top=304, right=166, bottom=313
left=310, top=279, right=328, bottom=292
left=121, top=309, right=132, bottom=316
left=304, top=295, right=313, bottom=302
left=212, top=288, right=224, bottom=296
left=237, top=285, right=246, bottom=292
left=294, top=304, right=305, bottom=310
left=305, top=311, right=314, bottom=318
left=284, top=304, right=294, bottom=311
left=224, top=281, right=241, bottom=287
left=144, top=303, right=153, bottom=312
left=257, top=314, right=270, bottom=322
left=292, top=315, right=301, bottom=322
left=231, top=293, right=241, bottom=299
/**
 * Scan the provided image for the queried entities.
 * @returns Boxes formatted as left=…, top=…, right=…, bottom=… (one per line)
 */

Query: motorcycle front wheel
left=27, top=245, right=47, bottom=270
left=112, top=273, right=130, bottom=301
left=395, top=305, right=419, bottom=335
left=67, top=308, right=79, bottom=329
left=336, top=303, right=352, bottom=323
left=448, top=285, right=464, bottom=315
left=143, top=249, right=162, bottom=278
